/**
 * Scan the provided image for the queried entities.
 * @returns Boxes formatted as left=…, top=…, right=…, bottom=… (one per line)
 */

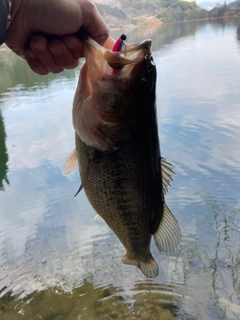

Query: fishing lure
left=112, top=34, right=127, bottom=52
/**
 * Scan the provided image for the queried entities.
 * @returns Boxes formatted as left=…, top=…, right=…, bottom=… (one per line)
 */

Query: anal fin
left=154, top=203, right=181, bottom=253
left=122, top=253, right=159, bottom=278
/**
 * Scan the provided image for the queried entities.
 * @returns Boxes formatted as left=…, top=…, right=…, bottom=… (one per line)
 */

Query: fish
left=63, top=34, right=181, bottom=278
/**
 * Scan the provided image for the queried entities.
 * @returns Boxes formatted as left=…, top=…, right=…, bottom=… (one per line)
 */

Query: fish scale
left=76, top=136, right=160, bottom=258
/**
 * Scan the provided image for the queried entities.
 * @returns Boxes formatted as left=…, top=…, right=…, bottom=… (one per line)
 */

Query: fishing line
left=124, top=0, right=182, bottom=35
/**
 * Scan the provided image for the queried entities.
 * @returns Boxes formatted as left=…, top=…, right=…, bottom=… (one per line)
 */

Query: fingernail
left=33, top=42, right=46, bottom=51
left=50, top=46, right=63, bottom=55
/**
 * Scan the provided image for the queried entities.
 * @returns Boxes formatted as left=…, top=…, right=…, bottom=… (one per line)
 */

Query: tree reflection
left=0, top=111, right=9, bottom=190
left=0, top=46, right=79, bottom=96
left=237, top=24, right=240, bottom=42
left=112, top=20, right=201, bottom=51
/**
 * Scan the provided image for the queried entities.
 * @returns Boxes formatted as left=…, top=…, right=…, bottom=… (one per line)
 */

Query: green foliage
left=178, top=1, right=198, bottom=11
left=95, top=4, right=128, bottom=20
left=153, top=1, right=209, bottom=22
left=96, top=0, right=240, bottom=25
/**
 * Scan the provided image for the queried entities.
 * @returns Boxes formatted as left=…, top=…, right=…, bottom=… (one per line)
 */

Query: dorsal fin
left=161, top=158, right=174, bottom=195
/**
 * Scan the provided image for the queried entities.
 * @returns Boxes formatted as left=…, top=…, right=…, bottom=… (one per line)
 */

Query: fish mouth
left=104, top=39, right=152, bottom=70
left=82, top=33, right=152, bottom=73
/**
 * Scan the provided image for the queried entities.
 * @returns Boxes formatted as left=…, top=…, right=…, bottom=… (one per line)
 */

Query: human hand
left=6, top=0, right=109, bottom=75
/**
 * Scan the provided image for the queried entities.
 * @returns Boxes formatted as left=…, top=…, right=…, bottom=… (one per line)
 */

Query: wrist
left=8, top=0, right=26, bottom=27
left=7, top=0, right=12, bottom=28
left=6, top=0, right=29, bottom=36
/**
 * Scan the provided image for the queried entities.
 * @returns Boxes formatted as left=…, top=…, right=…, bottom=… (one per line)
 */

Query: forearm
left=0, top=0, right=10, bottom=45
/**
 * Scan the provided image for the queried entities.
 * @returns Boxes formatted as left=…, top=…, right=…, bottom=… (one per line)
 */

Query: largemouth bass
left=63, top=34, right=181, bottom=278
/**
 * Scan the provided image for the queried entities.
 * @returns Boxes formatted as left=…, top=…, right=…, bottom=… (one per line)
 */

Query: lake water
left=0, top=18, right=240, bottom=320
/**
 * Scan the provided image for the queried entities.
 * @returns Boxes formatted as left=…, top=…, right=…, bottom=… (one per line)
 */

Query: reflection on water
left=0, top=111, right=8, bottom=190
left=0, top=18, right=240, bottom=319
left=0, top=47, right=79, bottom=96
left=237, top=20, right=240, bottom=42
left=112, top=19, right=202, bottom=49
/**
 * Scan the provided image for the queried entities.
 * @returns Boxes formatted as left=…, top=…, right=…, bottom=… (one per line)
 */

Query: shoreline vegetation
left=108, top=15, right=239, bottom=32
left=95, top=0, right=240, bottom=29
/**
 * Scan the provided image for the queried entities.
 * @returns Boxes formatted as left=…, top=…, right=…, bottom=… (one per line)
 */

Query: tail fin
left=122, top=253, right=159, bottom=278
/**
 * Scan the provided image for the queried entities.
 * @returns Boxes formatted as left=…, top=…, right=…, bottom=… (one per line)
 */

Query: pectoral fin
left=161, top=158, right=174, bottom=195
left=74, top=152, right=96, bottom=197
left=122, top=253, right=159, bottom=278
left=153, top=203, right=181, bottom=253
left=62, top=149, right=78, bottom=175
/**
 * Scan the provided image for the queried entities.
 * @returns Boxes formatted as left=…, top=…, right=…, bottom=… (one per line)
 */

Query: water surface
left=0, top=18, right=240, bottom=320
